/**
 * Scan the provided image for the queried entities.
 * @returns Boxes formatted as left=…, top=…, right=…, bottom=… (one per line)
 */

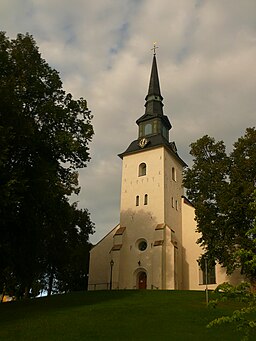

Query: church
left=88, top=51, right=242, bottom=291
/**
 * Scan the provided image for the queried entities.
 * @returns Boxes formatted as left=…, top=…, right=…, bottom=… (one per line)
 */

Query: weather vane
left=151, top=42, right=159, bottom=55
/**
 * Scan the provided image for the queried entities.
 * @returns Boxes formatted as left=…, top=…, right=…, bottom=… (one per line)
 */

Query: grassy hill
left=0, top=290, right=252, bottom=340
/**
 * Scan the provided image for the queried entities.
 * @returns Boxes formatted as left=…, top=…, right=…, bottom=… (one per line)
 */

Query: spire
left=119, top=46, right=182, bottom=160
left=119, top=44, right=186, bottom=166
left=144, top=53, right=164, bottom=116
left=135, top=47, right=172, bottom=141
left=147, top=54, right=162, bottom=98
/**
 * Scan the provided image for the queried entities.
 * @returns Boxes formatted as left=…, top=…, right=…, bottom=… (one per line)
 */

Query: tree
left=0, top=32, right=94, bottom=297
left=207, top=282, right=256, bottom=341
left=183, top=128, right=256, bottom=283
left=207, top=192, right=256, bottom=340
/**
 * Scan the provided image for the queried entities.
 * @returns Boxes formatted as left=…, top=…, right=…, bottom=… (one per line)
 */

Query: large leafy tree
left=183, top=128, right=256, bottom=283
left=0, top=32, right=94, bottom=297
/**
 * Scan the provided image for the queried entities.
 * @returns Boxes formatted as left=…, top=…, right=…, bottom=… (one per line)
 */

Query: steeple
left=144, top=54, right=164, bottom=116
left=147, top=54, right=162, bottom=98
left=136, top=52, right=172, bottom=138
left=118, top=49, right=186, bottom=166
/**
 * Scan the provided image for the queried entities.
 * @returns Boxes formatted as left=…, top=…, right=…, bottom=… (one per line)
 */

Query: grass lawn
left=0, top=290, right=253, bottom=340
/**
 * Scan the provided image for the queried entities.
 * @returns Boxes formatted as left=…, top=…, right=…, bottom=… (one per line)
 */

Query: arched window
left=136, top=195, right=139, bottom=206
left=145, top=123, right=152, bottom=135
left=144, top=194, right=148, bottom=205
left=172, top=167, right=176, bottom=181
left=139, top=163, right=147, bottom=177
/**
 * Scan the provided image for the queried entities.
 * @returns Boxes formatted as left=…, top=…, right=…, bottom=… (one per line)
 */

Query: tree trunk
left=1, top=285, right=6, bottom=303
left=24, top=286, right=29, bottom=299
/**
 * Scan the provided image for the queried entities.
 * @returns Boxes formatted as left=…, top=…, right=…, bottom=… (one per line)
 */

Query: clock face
left=138, top=138, right=149, bottom=148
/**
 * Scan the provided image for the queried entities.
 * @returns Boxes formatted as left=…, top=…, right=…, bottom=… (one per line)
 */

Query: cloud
left=1, top=0, right=255, bottom=243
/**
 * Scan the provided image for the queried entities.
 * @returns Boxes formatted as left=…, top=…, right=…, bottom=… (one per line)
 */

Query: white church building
left=88, top=52, right=242, bottom=291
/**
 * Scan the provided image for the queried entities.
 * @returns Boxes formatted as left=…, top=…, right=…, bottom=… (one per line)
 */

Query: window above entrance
left=136, top=239, right=148, bottom=252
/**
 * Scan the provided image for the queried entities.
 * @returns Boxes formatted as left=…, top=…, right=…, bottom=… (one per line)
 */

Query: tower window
left=136, top=195, right=139, bottom=206
left=139, top=163, right=147, bottom=177
left=162, top=126, right=168, bottom=140
left=145, top=123, right=153, bottom=135
left=144, top=194, right=148, bottom=205
left=172, top=167, right=176, bottom=181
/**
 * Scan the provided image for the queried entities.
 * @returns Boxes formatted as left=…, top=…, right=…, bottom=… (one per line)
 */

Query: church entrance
left=138, top=271, right=147, bottom=289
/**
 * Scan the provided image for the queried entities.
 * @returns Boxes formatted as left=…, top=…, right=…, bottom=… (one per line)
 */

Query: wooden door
left=138, top=272, right=147, bottom=289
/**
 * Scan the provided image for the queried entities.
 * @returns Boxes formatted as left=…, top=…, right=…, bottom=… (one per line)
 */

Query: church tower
left=110, top=51, right=187, bottom=290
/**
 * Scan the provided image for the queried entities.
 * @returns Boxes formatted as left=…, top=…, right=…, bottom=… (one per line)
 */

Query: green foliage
left=207, top=282, right=256, bottom=340
left=236, top=191, right=256, bottom=283
left=0, top=32, right=94, bottom=297
left=183, top=128, right=256, bottom=282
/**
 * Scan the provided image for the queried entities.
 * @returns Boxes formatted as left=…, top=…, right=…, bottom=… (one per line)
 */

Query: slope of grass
left=0, top=290, right=252, bottom=340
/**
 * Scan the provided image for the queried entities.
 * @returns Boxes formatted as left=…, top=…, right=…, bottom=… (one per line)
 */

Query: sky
left=1, top=0, right=256, bottom=243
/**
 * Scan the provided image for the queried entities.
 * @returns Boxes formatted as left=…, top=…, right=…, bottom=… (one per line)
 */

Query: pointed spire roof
left=146, top=54, right=162, bottom=99
left=138, top=53, right=166, bottom=120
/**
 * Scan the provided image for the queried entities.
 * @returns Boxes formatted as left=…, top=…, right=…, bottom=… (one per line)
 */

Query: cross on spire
left=151, top=42, right=159, bottom=55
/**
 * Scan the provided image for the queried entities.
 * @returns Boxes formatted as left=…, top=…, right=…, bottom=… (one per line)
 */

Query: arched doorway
left=137, top=271, right=147, bottom=289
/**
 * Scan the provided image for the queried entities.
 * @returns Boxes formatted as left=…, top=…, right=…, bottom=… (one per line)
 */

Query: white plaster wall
left=118, top=147, right=166, bottom=289
left=88, top=225, right=119, bottom=290
left=181, top=199, right=244, bottom=290
left=117, top=146, right=186, bottom=290
left=164, top=227, right=175, bottom=289
left=163, top=149, right=184, bottom=232
left=120, top=147, right=165, bottom=223
left=181, top=199, right=200, bottom=290
left=163, top=149, right=185, bottom=289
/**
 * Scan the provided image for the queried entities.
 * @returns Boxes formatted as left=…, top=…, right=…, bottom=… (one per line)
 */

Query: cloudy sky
left=1, top=0, right=256, bottom=243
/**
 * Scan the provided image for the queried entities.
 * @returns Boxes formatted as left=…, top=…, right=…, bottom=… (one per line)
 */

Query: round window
left=138, top=240, right=147, bottom=251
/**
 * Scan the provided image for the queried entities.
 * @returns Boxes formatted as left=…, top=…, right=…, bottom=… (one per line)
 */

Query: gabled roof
left=182, top=196, right=194, bottom=207
left=90, top=224, right=120, bottom=249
